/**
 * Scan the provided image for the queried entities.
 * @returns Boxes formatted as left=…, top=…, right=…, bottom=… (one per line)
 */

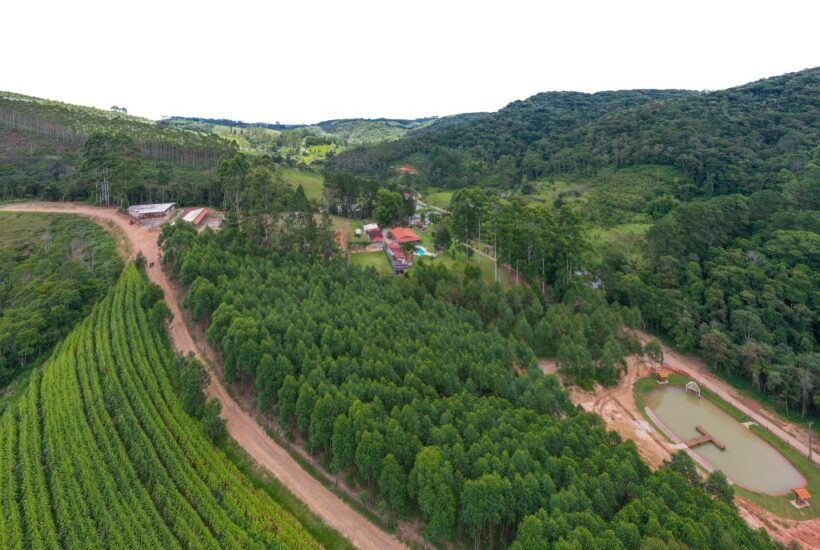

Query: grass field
left=349, top=251, right=393, bottom=275
left=300, top=143, right=341, bottom=164
left=425, top=191, right=454, bottom=209
left=634, top=374, right=819, bottom=520
left=588, top=223, right=651, bottom=250
left=280, top=167, right=325, bottom=200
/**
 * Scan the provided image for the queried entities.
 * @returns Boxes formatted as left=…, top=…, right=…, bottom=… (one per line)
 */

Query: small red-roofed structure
left=792, top=487, right=811, bottom=508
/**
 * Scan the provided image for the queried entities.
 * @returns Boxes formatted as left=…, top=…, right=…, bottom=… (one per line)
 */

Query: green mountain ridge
left=330, top=66, right=820, bottom=196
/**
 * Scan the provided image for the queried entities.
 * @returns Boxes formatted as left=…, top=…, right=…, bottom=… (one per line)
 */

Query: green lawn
left=349, top=251, right=393, bottom=275
left=425, top=191, right=453, bottom=210
left=588, top=223, right=651, bottom=245
left=280, top=167, right=324, bottom=200
left=633, top=374, right=819, bottom=520
left=529, top=179, right=587, bottom=203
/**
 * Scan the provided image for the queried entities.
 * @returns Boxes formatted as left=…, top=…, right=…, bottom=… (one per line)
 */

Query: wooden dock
left=685, top=426, right=726, bottom=451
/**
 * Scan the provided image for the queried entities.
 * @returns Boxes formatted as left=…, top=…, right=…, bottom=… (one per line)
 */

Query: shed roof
left=794, top=487, right=811, bottom=500
left=128, top=203, right=175, bottom=216
left=183, top=207, right=209, bottom=225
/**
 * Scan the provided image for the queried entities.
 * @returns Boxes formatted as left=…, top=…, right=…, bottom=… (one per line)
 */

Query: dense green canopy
left=167, top=226, right=777, bottom=549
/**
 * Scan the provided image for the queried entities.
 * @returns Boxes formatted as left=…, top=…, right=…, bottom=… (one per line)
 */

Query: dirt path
left=554, top=357, right=673, bottom=469
left=0, top=202, right=407, bottom=550
left=737, top=497, right=820, bottom=549
left=636, top=331, right=820, bottom=467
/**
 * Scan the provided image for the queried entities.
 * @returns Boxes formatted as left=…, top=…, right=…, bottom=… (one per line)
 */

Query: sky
left=2, top=0, right=819, bottom=124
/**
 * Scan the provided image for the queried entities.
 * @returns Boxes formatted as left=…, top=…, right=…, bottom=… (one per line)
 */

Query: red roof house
left=389, top=227, right=421, bottom=244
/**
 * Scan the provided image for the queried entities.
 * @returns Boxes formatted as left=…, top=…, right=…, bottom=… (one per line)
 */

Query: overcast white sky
left=2, top=0, right=818, bottom=124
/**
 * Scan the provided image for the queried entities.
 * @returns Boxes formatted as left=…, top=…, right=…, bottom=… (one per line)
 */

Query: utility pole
left=494, top=234, right=498, bottom=283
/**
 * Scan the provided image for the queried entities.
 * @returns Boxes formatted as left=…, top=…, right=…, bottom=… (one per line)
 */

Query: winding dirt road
left=0, top=203, right=407, bottom=550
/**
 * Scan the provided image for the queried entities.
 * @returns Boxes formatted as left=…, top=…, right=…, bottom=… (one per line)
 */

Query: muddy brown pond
left=646, top=385, right=805, bottom=495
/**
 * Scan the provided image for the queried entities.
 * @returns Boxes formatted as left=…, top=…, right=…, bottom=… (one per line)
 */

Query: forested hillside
left=164, top=223, right=776, bottom=549
left=329, top=67, right=820, bottom=196
left=329, top=89, right=698, bottom=186
left=604, top=162, right=820, bottom=418
left=0, top=92, right=232, bottom=203
left=0, top=265, right=319, bottom=549
left=0, top=212, right=121, bottom=389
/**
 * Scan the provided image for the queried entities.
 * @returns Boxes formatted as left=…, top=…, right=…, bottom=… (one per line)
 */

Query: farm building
left=389, top=227, right=421, bottom=244
left=180, top=207, right=223, bottom=231
left=384, top=242, right=413, bottom=274
left=363, top=223, right=384, bottom=243
left=127, top=203, right=175, bottom=220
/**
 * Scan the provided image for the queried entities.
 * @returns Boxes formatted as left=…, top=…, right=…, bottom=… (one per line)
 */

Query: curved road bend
left=0, top=203, right=407, bottom=550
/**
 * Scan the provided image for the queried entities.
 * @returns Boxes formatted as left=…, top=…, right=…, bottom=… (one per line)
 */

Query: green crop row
left=0, top=266, right=320, bottom=549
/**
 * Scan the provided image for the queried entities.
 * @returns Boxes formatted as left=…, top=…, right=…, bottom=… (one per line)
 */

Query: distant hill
left=162, top=112, right=483, bottom=148
left=329, top=88, right=698, bottom=185
left=330, top=67, right=820, bottom=196
left=0, top=92, right=232, bottom=202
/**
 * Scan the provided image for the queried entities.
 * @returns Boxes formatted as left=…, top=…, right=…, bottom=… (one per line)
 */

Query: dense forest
left=328, top=89, right=698, bottom=187
left=0, top=212, right=122, bottom=389
left=163, top=223, right=777, bottom=549
left=0, top=265, right=319, bottom=548
left=604, top=162, right=820, bottom=418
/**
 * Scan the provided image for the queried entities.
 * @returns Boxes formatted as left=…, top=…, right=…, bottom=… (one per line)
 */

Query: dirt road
left=0, top=203, right=407, bottom=550
left=555, top=357, right=673, bottom=469
left=637, top=332, right=820, bottom=467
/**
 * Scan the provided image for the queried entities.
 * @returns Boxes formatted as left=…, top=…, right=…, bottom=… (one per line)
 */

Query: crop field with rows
left=0, top=266, right=319, bottom=550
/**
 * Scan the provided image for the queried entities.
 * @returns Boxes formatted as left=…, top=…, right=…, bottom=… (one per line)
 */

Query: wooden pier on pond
left=685, top=426, right=726, bottom=451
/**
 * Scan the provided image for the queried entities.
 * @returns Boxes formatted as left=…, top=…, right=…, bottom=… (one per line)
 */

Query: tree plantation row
left=0, top=266, right=319, bottom=549
left=165, top=223, right=778, bottom=549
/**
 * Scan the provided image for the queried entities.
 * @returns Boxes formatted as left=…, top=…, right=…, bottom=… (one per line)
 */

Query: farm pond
left=646, top=385, right=805, bottom=495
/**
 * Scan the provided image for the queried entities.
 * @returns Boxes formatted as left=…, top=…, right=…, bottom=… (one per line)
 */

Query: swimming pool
left=415, top=246, right=435, bottom=257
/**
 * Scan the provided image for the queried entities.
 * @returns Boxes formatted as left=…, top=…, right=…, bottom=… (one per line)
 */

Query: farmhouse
left=127, top=202, right=175, bottom=220
left=389, top=227, right=421, bottom=244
